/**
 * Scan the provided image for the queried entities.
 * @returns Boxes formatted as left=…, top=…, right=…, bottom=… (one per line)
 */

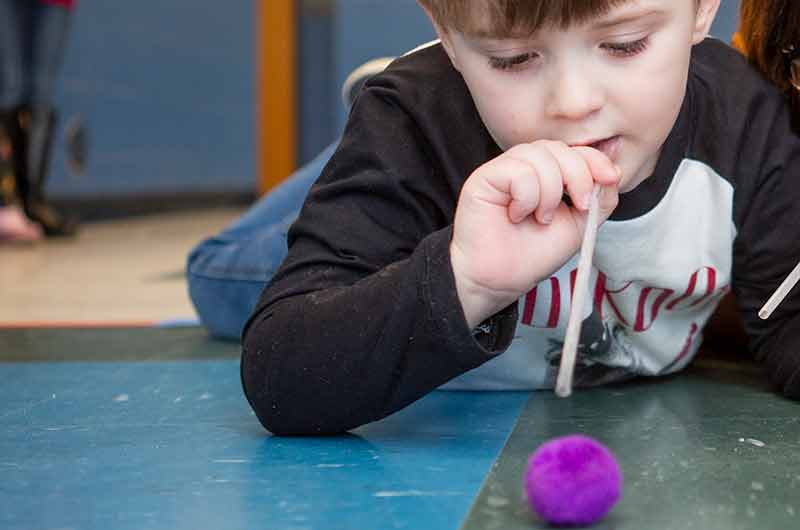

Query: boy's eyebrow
left=590, top=8, right=668, bottom=31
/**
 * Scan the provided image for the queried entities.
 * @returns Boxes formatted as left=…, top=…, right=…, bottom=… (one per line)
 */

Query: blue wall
left=50, top=1, right=255, bottom=198
left=712, top=0, right=741, bottom=43
left=298, top=1, right=335, bottom=165
left=332, top=0, right=435, bottom=132
left=297, top=0, right=435, bottom=165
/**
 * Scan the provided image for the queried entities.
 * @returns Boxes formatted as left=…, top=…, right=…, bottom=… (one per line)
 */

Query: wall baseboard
left=52, top=191, right=256, bottom=222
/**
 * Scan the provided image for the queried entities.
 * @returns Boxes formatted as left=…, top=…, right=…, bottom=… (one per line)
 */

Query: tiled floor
left=0, top=207, right=245, bottom=323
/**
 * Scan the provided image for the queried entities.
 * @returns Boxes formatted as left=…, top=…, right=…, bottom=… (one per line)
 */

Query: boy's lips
left=571, top=136, right=621, bottom=161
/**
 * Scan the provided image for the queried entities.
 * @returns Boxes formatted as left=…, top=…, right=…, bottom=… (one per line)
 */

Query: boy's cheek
left=467, top=77, right=546, bottom=145
left=620, top=68, right=687, bottom=122
left=476, top=105, right=539, bottom=150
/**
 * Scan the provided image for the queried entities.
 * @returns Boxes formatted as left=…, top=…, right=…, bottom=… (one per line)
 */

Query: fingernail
left=614, top=165, right=622, bottom=179
left=581, top=194, right=592, bottom=210
left=541, top=212, right=553, bottom=224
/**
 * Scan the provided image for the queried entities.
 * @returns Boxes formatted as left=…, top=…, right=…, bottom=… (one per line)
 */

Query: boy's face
left=429, top=0, right=719, bottom=191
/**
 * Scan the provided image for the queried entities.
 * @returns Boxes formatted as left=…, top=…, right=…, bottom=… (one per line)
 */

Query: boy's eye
left=488, top=53, right=535, bottom=71
left=601, top=37, right=650, bottom=57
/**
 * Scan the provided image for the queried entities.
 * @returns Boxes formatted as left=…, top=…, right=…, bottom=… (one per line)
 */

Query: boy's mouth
left=571, top=136, right=621, bottom=161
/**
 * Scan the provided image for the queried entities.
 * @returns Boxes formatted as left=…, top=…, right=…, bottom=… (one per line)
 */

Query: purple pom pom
left=524, top=435, right=622, bottom=526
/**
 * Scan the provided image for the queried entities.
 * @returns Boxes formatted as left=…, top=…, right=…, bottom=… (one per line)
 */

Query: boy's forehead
left=449, top=0, right=656, bottom=39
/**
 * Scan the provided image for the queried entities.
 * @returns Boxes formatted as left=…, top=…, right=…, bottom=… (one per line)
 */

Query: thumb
left=570, top=145, right=620, bottom=221
left=597, top=182, right=619, bottom=221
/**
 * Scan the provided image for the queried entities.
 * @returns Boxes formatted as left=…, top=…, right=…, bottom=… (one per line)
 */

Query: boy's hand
left=450, top=140, right=621, bottom=328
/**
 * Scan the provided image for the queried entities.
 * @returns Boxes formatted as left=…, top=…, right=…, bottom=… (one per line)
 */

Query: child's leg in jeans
left=187, top=142, right=337, bottom=340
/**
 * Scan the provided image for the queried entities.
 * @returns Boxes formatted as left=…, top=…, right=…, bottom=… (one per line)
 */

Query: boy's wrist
left=450, top=247, right=519, bottom=329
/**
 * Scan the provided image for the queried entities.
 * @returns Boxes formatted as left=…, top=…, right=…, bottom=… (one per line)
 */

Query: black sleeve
left=732, top=95, right=800, bottom=399
left=240, top=86, right=517, bottom=436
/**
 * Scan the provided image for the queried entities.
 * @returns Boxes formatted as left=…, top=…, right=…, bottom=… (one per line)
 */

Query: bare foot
left=0, top=205, right=43, bottom=242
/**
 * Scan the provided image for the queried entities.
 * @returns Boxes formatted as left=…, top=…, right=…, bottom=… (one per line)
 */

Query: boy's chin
left=618, top=163, right=654, bottom=193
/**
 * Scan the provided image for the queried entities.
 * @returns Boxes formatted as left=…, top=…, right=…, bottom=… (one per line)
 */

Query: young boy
left=242, top=0, right=800, bottom=435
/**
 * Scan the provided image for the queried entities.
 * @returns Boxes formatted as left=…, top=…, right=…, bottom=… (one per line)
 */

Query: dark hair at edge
left=739, top=0, right=800, bottom=120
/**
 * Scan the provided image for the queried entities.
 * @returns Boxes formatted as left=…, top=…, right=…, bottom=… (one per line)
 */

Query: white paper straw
left=556, top=185, right=601, bottom=398
left=759, top=259, right=800, bottom=320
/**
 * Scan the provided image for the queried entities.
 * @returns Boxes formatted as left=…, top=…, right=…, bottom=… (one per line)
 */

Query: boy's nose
left=545, top=66, right=605, bottom=121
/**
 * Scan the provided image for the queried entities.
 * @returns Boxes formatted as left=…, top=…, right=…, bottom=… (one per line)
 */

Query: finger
left=571, top=146, right=621, bottom=219
left=597, top=183, right=620, bottom=218
left=571, top=146, right=621, bottom=186
left=542, top=141, right=594, bottom=211
left=476, top=156, right=542, bottom=223
left=505, top=143, right=563, bottom=224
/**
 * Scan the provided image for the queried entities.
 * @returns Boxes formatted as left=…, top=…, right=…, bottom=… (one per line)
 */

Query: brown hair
left=417, top=0, right=632, bottom=38
left=735, top=0, right=800, bottom=113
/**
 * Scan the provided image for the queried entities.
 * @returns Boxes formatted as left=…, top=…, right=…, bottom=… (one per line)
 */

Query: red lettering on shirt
left=666, top=267, right=717, bottom=310
left=520, top=265, right=724, bottom=333
left=547, top=277, right=561, bottom=328
left=522, top=288, right=537, bottom=326
left=593, top=272, right=632, bottom=326
left=634, top=287, right=675, bottom=332
left=674, top=322, right=699, bottom=365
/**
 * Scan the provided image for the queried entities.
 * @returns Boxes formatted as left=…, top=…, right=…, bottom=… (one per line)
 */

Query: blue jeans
left=187, top=142, right=337, bottom=340
left=0, top=0, right=72, bottom=107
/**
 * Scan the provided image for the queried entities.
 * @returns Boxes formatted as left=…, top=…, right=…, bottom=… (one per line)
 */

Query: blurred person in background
left=0, top=0, right=78, bottom=241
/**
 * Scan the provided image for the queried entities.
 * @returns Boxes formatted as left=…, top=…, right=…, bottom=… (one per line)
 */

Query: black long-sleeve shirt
left=242, top=39, right=800, bottom=435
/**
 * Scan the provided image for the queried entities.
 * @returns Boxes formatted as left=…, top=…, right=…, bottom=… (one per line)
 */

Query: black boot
left=8, top=104, right=78, bottom=237
left=0, top=111, right=17, bottom=206
left=0, top=109, right=43, bottom=241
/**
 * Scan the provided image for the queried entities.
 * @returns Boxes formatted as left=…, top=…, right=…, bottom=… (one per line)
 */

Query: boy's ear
left=417, top=1, right=460, bottom=71
left=691, top=0, right=721, bottom=44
